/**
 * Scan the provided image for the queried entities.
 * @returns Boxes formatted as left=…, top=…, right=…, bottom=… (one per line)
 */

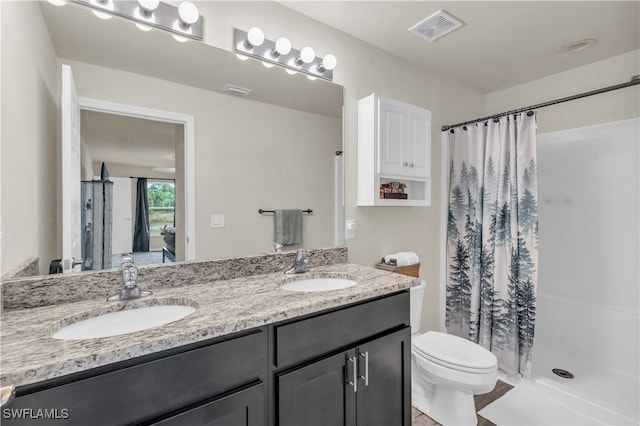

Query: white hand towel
left=383, top=252, right=420, bottom=266
left=397, top=251, right=420, bottom=265
left=383, top=253, right=399, bottom=265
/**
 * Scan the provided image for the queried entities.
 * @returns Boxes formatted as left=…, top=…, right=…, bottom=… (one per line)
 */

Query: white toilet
left=410, top=282, right=498, bottom=426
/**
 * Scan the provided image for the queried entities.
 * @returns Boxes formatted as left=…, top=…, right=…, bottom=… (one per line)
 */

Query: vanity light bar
left=233, top=28, right=335, bottom=81
left=73, top=0, right=204, bottom=41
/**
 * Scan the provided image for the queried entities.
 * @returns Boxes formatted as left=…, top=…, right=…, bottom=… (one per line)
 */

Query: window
left=147, top=181, right=175, bottom=236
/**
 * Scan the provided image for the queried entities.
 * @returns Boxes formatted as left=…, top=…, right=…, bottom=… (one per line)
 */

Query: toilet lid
left=412, top=331, right=497, bottom=372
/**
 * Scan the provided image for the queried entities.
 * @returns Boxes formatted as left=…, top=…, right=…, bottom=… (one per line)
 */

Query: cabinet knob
left=403, top=161, right=408, bottom=167
left=409, top=162, right=414, bottom=168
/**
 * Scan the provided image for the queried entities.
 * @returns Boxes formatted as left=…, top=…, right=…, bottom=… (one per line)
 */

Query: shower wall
left=535, top=118, right=639, bottom=419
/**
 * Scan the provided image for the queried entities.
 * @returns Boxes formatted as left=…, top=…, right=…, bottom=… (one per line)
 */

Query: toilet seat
left=412, top=331, right=497, bottom=374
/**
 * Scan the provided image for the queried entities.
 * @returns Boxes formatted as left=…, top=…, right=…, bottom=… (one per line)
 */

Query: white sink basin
left=52, top=305, right=196, bottom=340
left=280, top=277, right=357, bottom=292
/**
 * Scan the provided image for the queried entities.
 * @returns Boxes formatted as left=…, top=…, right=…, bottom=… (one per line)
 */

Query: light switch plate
left=345, top=220, right=356, bottom=240
left=210, top=214, right=225, bottom=228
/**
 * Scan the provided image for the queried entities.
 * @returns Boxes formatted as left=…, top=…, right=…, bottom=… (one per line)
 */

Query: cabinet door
left=150, top=383, right=264, bottom=426
left=355, top=327, right=411, bottom=426
left=277, top=349, right=357, bottom=426
left=378, top=98, right=407, bottom=177
left=406, top=107, right=431, bottom=179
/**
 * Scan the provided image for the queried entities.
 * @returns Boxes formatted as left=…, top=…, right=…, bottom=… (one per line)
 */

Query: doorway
left=78, top=98, right=195, bottom=268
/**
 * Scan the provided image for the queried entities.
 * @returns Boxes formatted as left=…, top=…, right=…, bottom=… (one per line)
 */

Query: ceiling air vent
left=409, top=10, right=464, bottom=42
left=222, top=84, right=252, bottom=97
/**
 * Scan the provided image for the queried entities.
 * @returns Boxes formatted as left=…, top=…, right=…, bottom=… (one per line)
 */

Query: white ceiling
left=282, top=1, right=640, bottom=93
left=81, top=110, right=178, bottom=170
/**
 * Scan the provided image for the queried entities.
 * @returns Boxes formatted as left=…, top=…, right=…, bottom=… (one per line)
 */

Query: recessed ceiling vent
left=409, top=10, right=464, bottom=42
left=222, top=84, right=252, bottom=97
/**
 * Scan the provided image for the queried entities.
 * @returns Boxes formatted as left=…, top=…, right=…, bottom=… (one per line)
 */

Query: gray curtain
left=445, top=113, right=538, bottom=376
left=133, top=178, right=150, bottom=252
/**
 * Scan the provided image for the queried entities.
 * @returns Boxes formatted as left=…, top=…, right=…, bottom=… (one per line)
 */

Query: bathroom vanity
left=0, top=256, right=417, bottom=426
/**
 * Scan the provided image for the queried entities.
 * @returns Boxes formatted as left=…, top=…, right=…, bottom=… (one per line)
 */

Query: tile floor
left=411, top=380, right=514, bottom=426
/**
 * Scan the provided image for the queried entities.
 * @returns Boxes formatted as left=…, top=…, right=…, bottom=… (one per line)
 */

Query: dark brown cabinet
left=3, top=290, right=410, bottom=426
left=3, top=329, right=267, bottom=426
left=150, top=383, right=265, bottom=426
left=354, top=328, right=411, bottom=426
left=276, top=327, right=411, bottom=426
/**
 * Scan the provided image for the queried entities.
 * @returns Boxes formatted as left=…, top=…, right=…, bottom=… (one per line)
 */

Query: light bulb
left=298, top=47, right=315, bottom=65
left=178, top=1, right=199, bottom=27
left=173, top=34, right=189, bottom=43
left=92, top=10, right=112, bottom=20
left=247, top=27, right=265, bottom=47
left=90, top=0, right=114, bottom=19
left=320, top=54, right=337, bottom=71
left=273, top=37, right=292, bottom=56
left=133, top=2, right=156, bottom=29
left=47, top=0, right=67, bottom=6
left=135, top=22, right=153, bottom=32
left=138, top=0, right=159, bottom=14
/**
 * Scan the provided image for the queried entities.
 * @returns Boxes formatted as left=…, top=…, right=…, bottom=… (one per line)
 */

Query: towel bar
left=258, top=209, right=313, bottom=214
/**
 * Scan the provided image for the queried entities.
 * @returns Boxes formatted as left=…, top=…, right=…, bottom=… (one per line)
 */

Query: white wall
left=535, top=119, right=639, bottom=379
left=1, top=1, right=58, bottom=275
left=80, top=138, right=94, bottom=180
left=485, top=50, right=640, bottom=133
left=65, top=59, right=342, bottom=261
left=1, top=1, right=485, bottom=334
left=189, top=1, right=486, bottom=332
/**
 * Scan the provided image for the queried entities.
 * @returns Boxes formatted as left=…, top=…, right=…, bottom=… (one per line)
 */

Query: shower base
left=523, top=344, right=638, bottom=425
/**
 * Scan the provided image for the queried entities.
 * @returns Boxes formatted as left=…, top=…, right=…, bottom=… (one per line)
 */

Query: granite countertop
left=0, top=263, right=418, bottom=388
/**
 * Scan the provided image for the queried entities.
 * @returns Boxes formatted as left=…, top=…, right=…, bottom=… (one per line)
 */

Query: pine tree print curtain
left=445, top=113, right=538, bottom=376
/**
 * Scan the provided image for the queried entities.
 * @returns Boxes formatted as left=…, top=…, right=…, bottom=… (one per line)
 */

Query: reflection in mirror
left=0, top=1, right=343, bottom=278
left=80, top=111, right=182, bottom=269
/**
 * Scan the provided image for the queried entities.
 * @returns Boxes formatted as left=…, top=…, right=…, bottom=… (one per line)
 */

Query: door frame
left=78, top=97, right=196, bottom=261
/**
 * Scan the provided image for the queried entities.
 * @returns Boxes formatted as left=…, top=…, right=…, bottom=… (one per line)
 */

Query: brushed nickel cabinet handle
left=359, top=352, right=369, bottom=386
left=409, top=162, right=414, bottom=167
left=403, top=161, right=408, bottom=167
left=348, top=356, right=358, bottom=392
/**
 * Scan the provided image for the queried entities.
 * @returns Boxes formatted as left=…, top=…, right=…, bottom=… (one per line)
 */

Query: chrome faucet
left=108, top=255, right=152, bottom=301
left=285, top=249, right=309, bottom=274
left=273, top=242, right=284, bottom=254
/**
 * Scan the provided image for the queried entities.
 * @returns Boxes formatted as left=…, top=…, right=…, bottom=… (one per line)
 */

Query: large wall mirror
left=5, top=1, right=343, bottom=277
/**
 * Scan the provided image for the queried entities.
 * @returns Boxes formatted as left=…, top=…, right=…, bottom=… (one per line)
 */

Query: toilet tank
left=410, top=280, right=426, bottom=334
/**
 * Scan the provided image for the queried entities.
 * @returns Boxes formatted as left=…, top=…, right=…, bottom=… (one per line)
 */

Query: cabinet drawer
left=4, top=330, right=265, bottom=426
left=150, top=383, right=264, bottom=426
left=274, top=292, right=409, bottom=368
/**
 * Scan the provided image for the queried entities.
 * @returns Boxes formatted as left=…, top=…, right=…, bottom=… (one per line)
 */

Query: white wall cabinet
left=358, top=94, right=431, bottom=206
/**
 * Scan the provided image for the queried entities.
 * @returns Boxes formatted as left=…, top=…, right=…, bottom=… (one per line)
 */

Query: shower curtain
left=133, top=178, right=150, bottom=252
left=445, top=113, right=538, bottom=376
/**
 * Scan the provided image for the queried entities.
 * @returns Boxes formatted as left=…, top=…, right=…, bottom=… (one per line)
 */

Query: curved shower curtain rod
left=441, top=75, right=640, bottom=132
